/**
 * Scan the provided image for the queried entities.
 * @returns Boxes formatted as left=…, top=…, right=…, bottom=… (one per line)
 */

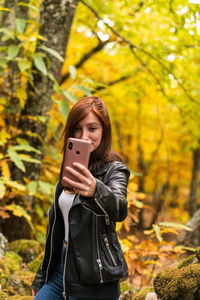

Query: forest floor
left=121, top=207, right=194, bottom=291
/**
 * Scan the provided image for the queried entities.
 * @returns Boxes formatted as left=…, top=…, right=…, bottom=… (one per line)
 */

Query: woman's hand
left=32, top=288, right=38, bottom=297
left=62, top=162, right=96, bottom=197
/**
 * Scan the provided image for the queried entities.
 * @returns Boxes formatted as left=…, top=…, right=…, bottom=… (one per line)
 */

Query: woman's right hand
left=32, top=288, right=38, bottom=298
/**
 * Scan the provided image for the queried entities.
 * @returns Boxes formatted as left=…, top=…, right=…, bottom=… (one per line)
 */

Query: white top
left=58, top=190, right=75, bottom=241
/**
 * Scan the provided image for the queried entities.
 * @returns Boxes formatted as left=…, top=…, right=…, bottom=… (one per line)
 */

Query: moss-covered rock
left=132, top=288, right=155, bottom=300
left=154, top=264, right=200, bottom=300
left=3, top=251, right=22, bottom=273
left=0, top=257, right=10, bottom=276
left=28, top=251, right=44, bottom=273
left=9, top=296, right=32, bottom=300
left=9, top=239, right=40, bottom=263
left=120, top=282, right=138, bottom=299
left=0, top=292, right=10, bottom=300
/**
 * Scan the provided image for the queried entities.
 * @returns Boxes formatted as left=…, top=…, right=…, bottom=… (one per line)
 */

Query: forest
left=0, top=0, right=200, bottom=299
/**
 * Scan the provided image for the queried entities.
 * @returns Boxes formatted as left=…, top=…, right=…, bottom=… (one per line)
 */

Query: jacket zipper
left=103, top=234, right=117, bottom=267
left=62, top=242, right=68, bottom=299
left=96, top=216, right=103, bottom=283
left=45, top=199, right=57, bottom=282
left=82, top=204, right=105, bottom=217
left=94, top=197, right=110, bottom=225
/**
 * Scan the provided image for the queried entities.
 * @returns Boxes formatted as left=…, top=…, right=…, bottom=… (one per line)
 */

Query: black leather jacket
left=32, top=161, right=130, bottom=299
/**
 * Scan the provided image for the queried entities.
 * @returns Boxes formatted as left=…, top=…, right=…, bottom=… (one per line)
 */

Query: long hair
left=60, top=96, right=124, bottom=180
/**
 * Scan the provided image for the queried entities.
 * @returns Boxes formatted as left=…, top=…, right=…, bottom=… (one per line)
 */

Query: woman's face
left=73, top=111, right=103, bottom=153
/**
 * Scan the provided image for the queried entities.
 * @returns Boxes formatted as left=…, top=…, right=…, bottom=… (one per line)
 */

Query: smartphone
left=61, top=138, right=91, bottom=188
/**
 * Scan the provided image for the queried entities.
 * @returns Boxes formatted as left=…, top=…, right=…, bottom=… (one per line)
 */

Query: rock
left=132, top=288, right=156, bottom=300
left=0, top=233, right=8, bottom=258
left=153, top=264, right=200, bottom=300
left=9, top=239, right=40, bottom=263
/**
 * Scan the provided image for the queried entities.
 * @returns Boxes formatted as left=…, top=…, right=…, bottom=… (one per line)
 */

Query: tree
left=0, top=0, right=78, bottom=240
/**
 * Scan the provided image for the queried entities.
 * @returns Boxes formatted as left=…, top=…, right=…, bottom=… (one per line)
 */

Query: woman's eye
left=74, top=127, right=81, bottom=132
left=89, top=127, right=97, bottom=131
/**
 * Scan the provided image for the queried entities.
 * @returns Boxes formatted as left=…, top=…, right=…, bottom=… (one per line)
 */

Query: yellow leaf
left=6, top=205, right=23, bottom=217
left=0, top=160, right=10, bottom=178
left=138, top=193, right=146, bottom=200
left=0, top=7, right=11, bottom=11
left=116, top=222, right=123, bottom=232
left=0, top=180, right=6, bottom=199
left=16, top=87, right=27, bottom=110
left=145, top=260, right=163, bottom=267
left=0, top=129, right=11, bottom=144
left=144, top=229, right=154, bottom=235
left=122, top=238, right=133, bottom=249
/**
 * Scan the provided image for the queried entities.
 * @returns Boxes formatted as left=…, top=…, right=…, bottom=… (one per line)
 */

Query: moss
left=154, top=264, right=200, bottom=300
left=177, top=254, right=197, bottom=269
left=132, top=287, right=155, bottom=300
left=9, top=296, right=32, bottom=300
left=9, top=239, right=40, bottom=263
left=7, top=272, right=33, bottom=295
left=28, top=251, right=44, bottom=273
left=0, top=292, right=10, bottom=300
left=0, top=257, right=10, bottom=276
left=3, top=251, right=22, bottom=273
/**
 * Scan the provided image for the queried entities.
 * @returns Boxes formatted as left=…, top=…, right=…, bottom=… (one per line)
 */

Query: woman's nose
left=81, top=129, right=88, bottom=140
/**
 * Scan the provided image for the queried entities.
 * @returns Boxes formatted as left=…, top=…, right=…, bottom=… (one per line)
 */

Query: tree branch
left=60, top=38, right=109, bottom=84
left=79, top=0, right=198, bottom=104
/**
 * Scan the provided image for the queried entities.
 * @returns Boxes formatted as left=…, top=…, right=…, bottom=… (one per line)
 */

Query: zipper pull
left=103, top=234, right=109, bottom=248
left=105, top=214, right=110, bottom=225
left=62, top=292, right=67, bottom=299
left=97, top=258, right=103, bottom=269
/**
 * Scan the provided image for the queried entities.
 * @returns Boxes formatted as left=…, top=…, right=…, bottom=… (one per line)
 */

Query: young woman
left=32, top=96, right=130, bottom=300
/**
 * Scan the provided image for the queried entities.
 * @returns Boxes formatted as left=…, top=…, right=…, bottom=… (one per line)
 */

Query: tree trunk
left=188, top=147, right=200, bottom=217
left=16, top=0, right=78, bottom=202
left=1, top=0, right=78, bottom=241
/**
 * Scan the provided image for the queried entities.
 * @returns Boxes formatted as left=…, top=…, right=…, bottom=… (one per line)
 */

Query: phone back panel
left=61, top=138, right=91, bottom=188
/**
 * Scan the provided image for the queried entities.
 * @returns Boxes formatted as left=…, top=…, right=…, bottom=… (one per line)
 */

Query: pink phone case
left=61, top=138, right=91, bottom=188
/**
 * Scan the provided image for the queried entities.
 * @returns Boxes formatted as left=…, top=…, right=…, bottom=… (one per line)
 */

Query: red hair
left=60, top=96, right=123, bottom=179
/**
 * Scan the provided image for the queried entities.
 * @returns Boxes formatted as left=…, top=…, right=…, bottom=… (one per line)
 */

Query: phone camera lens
left=76, top=151, right=80, bottom=155
left=68, top=142, right=73, bottom=150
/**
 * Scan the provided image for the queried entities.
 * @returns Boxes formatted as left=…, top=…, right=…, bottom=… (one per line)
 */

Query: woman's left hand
left=62, top=162, right=96, bottom=197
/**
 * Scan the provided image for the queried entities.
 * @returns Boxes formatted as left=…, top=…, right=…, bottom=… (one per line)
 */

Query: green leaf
left=10, top=145, right=41, bottom=154
left=38, top=181, right=54, bottom=195
left=32, top=54, right=47, bottom=75
left=38, top=45, right=64, bottom=62
left=18, top=60, right=31, bottom=72
left=8, top=45, right=20, bottom=59
left=152, top=224, right=163, bottom=242
left=3, top=178, right=26, bottom=191
left=58, top=100, right=70, bottom=119
left=17, top=2, right=38, bottom=12
left=0, top=180, right=6, bottom=198
left=0, top=59, right=8, bottom=67
left=27, top=181, right=38, bottom=195
left=62, top=90, right=77, bottom=103
left=69, top=65, right=77, bottom=80
left=73, top=85, right=92, bottom=96
left=159, top=222, right=193, bottom=231
left=19, top=154, right=41, bottom=164
left=37, top=115, right=47, bottom=123
left=35, top=203, right=44, bottom=218
left=15, top=18, right=26, bottom=34
left=7, top=149, right=25, bottom=172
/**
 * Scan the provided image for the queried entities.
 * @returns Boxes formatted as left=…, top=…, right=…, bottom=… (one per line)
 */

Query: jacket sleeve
left=81, top=162, right=130, bottom=222
left=31, top=264, right=45, bottom=291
